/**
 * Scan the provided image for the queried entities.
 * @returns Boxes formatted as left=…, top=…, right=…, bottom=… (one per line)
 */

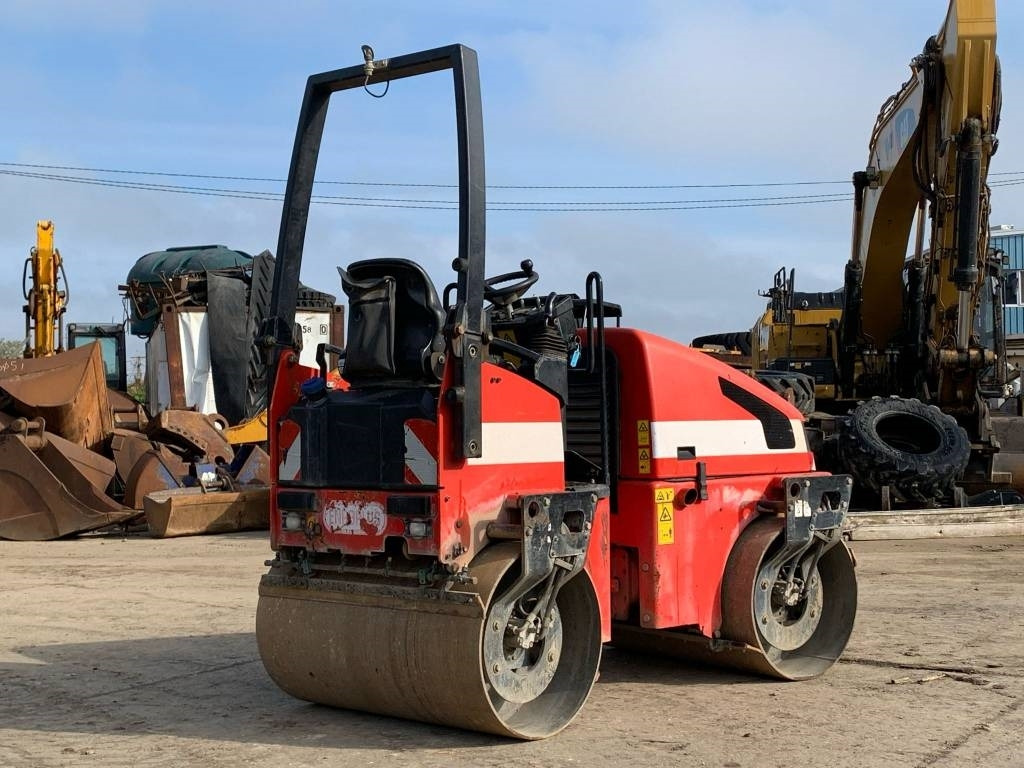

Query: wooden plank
left=845, top=520, right=1024, bottom=540
left=844, top=504, right=1024, bottom=540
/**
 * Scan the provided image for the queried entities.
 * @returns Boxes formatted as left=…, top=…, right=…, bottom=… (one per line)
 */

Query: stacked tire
left=837, top=397, right=970, bottom=506
left=754, top=370, right=816, bottom=416
left=691, top=331, right=752, bottom=356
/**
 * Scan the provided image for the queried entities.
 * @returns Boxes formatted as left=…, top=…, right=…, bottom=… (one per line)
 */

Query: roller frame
left=483, top=488, right=602, bottom=699
left=257, top=540, right=603, bottom=739
left=613, top=472, right=856, bottom=681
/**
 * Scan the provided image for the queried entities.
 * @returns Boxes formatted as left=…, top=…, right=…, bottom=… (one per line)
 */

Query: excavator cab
left=67, top=323, right=128, bottom=392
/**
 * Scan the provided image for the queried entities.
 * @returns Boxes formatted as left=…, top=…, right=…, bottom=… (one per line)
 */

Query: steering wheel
left=484, top=259, right=540, bottom=306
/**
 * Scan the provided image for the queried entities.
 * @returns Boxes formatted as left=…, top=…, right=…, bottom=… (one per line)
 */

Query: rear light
left=407, top=520, right=430, bottom=538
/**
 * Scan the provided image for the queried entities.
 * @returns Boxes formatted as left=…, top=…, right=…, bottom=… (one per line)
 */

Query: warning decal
left=653, top=487, right=674, bottom=544
left=636, top=420, right=650, bottom=446
left=497, top=330, right=521, bottom=366
left=638, top=448, right=651, bottom=474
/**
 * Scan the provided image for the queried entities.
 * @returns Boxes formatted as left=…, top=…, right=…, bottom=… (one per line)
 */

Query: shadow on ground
left=0, top=632, right=766, bottom=749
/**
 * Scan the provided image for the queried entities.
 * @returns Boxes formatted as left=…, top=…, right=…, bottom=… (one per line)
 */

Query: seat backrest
left=338, top=259, right=445, bottom=386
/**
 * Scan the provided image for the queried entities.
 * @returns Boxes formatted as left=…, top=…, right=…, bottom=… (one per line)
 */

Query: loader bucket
left=44, top=429, right=118, bottom=495
left=143, top=486, right=269, bottom=538
left=0, top=343, right=113, bottom=450
left=0, top=431, right=135, bottom=541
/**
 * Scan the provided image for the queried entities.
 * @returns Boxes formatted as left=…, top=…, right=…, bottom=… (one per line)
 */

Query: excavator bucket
left=0, top=420, right=135, bottom=541
left=0, top=343, right=113, bottom=450
left=144, top=486, right=269, bottom=538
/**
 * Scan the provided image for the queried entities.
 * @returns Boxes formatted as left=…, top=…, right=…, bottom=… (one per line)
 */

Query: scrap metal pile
left=0, top=243, right=298, bottom=543
left=0, top=342, right=271, bottom=541
left=0, top=244, right=341, bottom=542
left=122, top=245, right=340, bottom=425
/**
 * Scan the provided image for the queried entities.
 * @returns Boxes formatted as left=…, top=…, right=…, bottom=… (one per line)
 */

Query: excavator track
left=256, top=542, right=602, bottom=739
left=613, top=517, right=857, bottom=681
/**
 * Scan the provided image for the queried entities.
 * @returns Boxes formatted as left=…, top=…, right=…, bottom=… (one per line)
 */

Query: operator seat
left=337, top=258, right=446, bottom=386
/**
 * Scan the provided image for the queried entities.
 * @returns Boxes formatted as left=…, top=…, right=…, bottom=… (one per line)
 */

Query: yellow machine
left=22, top=220, right=69, bottom=358
left=840, top=0, right=1000, bottom=412
left=708, top=0, right=1010, bottom=507
left=223, top=409, right=269, bottom=445
left=749, top=267, right=845, bottom=403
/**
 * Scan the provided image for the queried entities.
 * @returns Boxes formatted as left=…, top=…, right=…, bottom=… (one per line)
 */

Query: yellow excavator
left=841, top=0, right=1000, bottom=413
left=22, top=220, right=69, bottom=358
left=1, top=221, right=138, bottom=540
left=699, top=0, right=1011, bottom=507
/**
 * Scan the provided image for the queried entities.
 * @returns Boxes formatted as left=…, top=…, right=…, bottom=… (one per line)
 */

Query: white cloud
left=2, top=0, right=1021, bottom=363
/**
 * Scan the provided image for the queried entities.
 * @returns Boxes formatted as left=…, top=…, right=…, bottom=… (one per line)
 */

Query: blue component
left=570, top=347, right=581, bottom=367
left=301, top=377, right=327, bottom=398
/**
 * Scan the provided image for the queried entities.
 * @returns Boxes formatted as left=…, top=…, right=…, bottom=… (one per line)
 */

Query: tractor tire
left=691, top=331, right=752, bottom=356
left=754, top=370, right=816, bottom=416
left=837, top=397, right=970, bottom=506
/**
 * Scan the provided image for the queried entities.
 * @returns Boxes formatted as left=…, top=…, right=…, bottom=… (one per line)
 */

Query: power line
left=3, top=163, right=1022, bottom=213
left=0, top=160, right=853, bottom=190
left=3, top=161, right=1023, bottom=190
left=0, top=169, right=452, bottom=209
left=0, top=168, right=857, bottom=211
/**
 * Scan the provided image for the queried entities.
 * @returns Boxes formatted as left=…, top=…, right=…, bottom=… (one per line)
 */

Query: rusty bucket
left=0, top=343, right=113, bottom=450
left=0, top=418, right=135, bottom=541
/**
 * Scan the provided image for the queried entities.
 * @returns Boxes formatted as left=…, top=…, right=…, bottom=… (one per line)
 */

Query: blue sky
left=2, top=0, right=1022, bottom=358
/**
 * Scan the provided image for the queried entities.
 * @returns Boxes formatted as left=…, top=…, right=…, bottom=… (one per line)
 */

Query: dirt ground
left=0, top=533, right=1021, bottom=768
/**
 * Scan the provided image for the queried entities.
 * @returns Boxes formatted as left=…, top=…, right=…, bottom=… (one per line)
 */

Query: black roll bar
left=265, top=44, right=486, bottom=458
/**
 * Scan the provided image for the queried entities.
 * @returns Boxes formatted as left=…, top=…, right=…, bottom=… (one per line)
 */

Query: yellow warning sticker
left=653, top=487, right=674, bottom=544
left=638, top=448, right=651, bottom=474
left=655, top=489, right=671, bottom=544
left=657, top=503, right=674, bottom=544
left=496, top=330, right=520, bottom=366
left=636, top=419, right=650, bottom=446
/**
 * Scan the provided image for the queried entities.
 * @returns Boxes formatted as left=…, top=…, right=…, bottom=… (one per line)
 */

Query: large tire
left=754, top=370, right=815, bottom=416
left=837, top=397, right=970, bottom=505
left=691, top=331, right=752, bottom=356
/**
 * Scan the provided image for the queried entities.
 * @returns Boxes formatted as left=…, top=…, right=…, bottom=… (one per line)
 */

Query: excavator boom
left=703, top=1, right=1011, bottom=507
left=847, top=0, right=999, bottom=395
left=22, top=220, right=69, bottom=358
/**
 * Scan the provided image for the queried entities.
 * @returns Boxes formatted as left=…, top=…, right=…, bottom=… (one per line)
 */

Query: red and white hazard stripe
left=404, top=420, right=438, bottom=484
left=277, top=420, right=302, bottom=482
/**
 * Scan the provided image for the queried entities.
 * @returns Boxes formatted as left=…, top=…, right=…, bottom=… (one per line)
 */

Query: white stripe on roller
left=651, top=418, right=808, bottom=459
left=404, top=424, right=438, bottom=484
left=466, top=422, right=565, bottom=466
left=279, top=438, right=302, bottom=481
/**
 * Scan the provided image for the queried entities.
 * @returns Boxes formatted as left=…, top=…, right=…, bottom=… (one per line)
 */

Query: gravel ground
left=1, top=533, right=1021, bottom=768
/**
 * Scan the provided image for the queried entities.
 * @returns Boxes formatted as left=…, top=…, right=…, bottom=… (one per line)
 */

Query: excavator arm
left=842, top=0, right=999, bottom=407
left=22, top=220, right=69, bottom=358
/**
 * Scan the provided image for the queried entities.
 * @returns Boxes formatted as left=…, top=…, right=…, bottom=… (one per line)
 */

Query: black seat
left=338, top=259, right=445, bottom=386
